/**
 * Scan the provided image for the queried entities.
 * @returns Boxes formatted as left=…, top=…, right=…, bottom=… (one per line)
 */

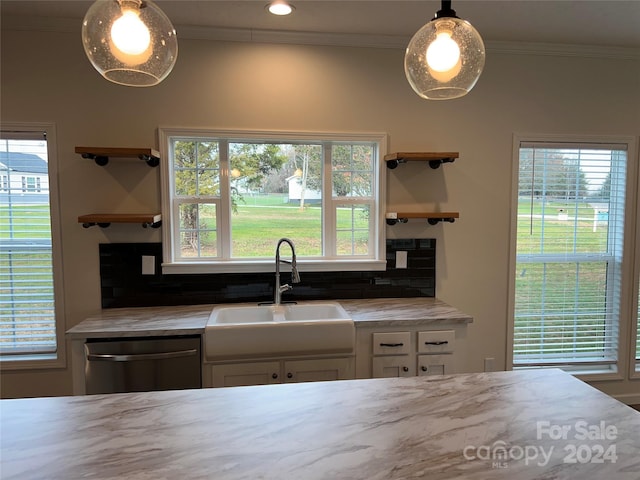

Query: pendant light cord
left=434, top=0, right=459, bottom=19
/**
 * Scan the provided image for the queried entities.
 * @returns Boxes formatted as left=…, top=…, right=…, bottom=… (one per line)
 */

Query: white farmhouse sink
left=204, top=303, right=355, bottom=360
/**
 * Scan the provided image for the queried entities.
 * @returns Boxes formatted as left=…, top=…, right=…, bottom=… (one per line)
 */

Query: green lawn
left=0, top=205, right=51, bottom=238
left=1, top=205, right=56, bottom=350
left=514, top=198, right=615, bottom=360
left=181, top=194, right=370, bottom=257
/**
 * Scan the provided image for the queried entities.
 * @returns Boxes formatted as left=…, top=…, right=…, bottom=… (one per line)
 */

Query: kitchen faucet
left=274, top=238, right=300, bottom=305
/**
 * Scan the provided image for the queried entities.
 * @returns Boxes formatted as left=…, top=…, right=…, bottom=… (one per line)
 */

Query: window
left=160, top=129, right=386, bottom=273
left=510, top=137, right=632, bottom=372
left=21, top=176, right=41, bottom=193
left=0, top=125, right=65, bottom=367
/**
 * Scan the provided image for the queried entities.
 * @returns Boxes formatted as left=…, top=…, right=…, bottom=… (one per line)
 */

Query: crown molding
left=485, top=40, right=639, bottom=60
left=3, top=15, right=639, bottom=60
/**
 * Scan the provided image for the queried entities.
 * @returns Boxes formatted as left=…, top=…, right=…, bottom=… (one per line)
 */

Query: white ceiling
left=2, top=0, right=639, bottom=49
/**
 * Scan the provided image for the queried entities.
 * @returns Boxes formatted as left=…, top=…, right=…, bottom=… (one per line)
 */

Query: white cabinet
left=283, top=357, right=353, bottom=383
left=418, top=330, right=455, bottom=354
left=209, top=356, right=354, bottom=388
left=211, top=361, right=281, bottom=387
left=372, top=332, right=411, bottom=355
left=356, top=326, right=461, bottom=378
left=371, top=332, right=414, bottom=378
left=372, top=356, right=416, bottom=377
left=417, top=354, right=454, bottom=376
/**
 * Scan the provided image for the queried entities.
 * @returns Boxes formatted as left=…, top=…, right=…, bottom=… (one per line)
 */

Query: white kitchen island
left=1, top=369, right=638, bottom=479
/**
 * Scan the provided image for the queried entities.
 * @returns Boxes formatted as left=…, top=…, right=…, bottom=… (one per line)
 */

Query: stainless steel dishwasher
left=84, top=335, right=201, bottom=394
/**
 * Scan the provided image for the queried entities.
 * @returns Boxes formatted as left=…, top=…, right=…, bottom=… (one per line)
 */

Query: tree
left=173, top=141, right=287, bottom=255
left=519, top=148, right=589, bottom=200
left=173, top=140, right=219, bottom=252
left=229, top=143, right=288, bottom=192
left=595, top=172, right=611, bottom=201
left=291, top=144, right=321, bottom=209
left=331, top=144, right=374, bottom=197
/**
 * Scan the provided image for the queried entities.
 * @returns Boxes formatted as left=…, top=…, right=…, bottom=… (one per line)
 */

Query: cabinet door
left=211, top=361, right=280, bottom=387
left=283, top=357, right=354, bottom=383
left=372, top=356, right=415, bottom=378
left=417, top=354, right=454, bottom=376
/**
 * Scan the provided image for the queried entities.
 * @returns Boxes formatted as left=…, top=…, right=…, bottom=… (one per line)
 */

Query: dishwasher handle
left=87, top=349, right=198, bottom=362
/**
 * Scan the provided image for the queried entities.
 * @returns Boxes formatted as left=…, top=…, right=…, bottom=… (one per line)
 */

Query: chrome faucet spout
left=274, top=238, right=300, bottom=305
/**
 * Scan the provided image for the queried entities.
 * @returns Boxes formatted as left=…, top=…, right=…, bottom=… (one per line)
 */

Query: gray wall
left=1, top=24, right=639, bottom=399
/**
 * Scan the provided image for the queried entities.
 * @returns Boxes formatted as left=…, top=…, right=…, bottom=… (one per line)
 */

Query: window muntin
left=0, top=126, right=64, bottom=365
left=161, top=129, right=385, bottom=272
left=512, top=141, right=628, bottom=370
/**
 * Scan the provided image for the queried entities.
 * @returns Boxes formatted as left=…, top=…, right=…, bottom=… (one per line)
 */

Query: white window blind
left=0, top=132, right=57, bottom=356
left=513, top=141, right=628, bottom=369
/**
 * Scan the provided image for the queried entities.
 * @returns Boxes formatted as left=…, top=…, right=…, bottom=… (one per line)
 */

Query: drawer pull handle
left=272, top=373, right=278, bottom=379
left=421, top=366, right=428, bottom=372
left=402, top=366, right=409, bottom=372
left=425, top=341, right=449, bottom=345
left=380, top=342, right=404, bottom=347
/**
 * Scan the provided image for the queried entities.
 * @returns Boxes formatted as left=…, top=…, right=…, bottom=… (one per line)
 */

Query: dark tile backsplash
left=99, top=239, right=436, bottom=308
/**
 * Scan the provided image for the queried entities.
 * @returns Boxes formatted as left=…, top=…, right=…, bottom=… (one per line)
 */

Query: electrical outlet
left=484, top=357, right=495, bottom=372
left=396, top=251, right=408, bottom=269
left=142, top=255, right=155, bottom=275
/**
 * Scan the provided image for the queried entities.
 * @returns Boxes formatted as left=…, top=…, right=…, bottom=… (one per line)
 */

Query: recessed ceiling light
left=267, top=1, right=294, bottom=16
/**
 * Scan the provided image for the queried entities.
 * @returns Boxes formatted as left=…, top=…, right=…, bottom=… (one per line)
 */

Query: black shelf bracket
left=385, top=217, right=409, bottom=226
left=139, top=153, right=160, bottom=167
left=386, top=159, right=405, bottom=169
left=82, top=222, right=111, bottom=229
left=81, top=152, right=160, bottom=167
left=427, top=217, right=456, bottom=225
left=429, top=158, right=456, bottom=169
left=386, top=217, right=457, bottom=226
left=81, top=153, right=109, bottom=166
left=386, top=156, right=456, bottom=169
left=82, top=220, right=161, bottom=229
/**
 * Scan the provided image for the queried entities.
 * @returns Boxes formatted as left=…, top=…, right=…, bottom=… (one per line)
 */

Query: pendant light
left=404, top=0, right=485, bottom=100
left=82, top=0, right=178, bottom=87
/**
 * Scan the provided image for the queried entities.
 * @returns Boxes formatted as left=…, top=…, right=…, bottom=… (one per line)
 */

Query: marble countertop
left=66, top=298, right=473, bottom=339
left=1, top=369, right=638, bottom=479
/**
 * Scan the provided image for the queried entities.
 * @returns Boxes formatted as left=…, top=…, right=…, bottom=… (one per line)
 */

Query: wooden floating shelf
left=75, top=147, right=160, bottom=167
left=384, top=152, right=459, bottom=170
left=78, top=213, right=162, bottom=229
left=386, top=212, right=459, bottom=226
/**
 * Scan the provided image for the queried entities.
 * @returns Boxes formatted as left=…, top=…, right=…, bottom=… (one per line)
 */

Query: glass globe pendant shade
left=404, top=3, right=485, bottom=100
left=82, top=0, right=178, bottom=87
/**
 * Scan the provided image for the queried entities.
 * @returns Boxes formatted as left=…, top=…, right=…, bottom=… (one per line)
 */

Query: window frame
left=0, top=122, right=66, bottom=370
left=507, top=133, right=638, bottom=379
left=159, top=128, right=387, bottom=274
left=631, top=138, right=640, bottom=378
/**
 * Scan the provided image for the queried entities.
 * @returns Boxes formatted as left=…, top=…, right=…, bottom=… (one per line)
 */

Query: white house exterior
left=286, top=175, right=321, bottom=204
left=0, top=151, right=49, bottom=204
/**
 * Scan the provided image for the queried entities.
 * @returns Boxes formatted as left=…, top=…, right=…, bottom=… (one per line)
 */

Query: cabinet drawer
left=417, top=330, right=455, bottom=354
left=372, top=332, right=411, bottom=355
